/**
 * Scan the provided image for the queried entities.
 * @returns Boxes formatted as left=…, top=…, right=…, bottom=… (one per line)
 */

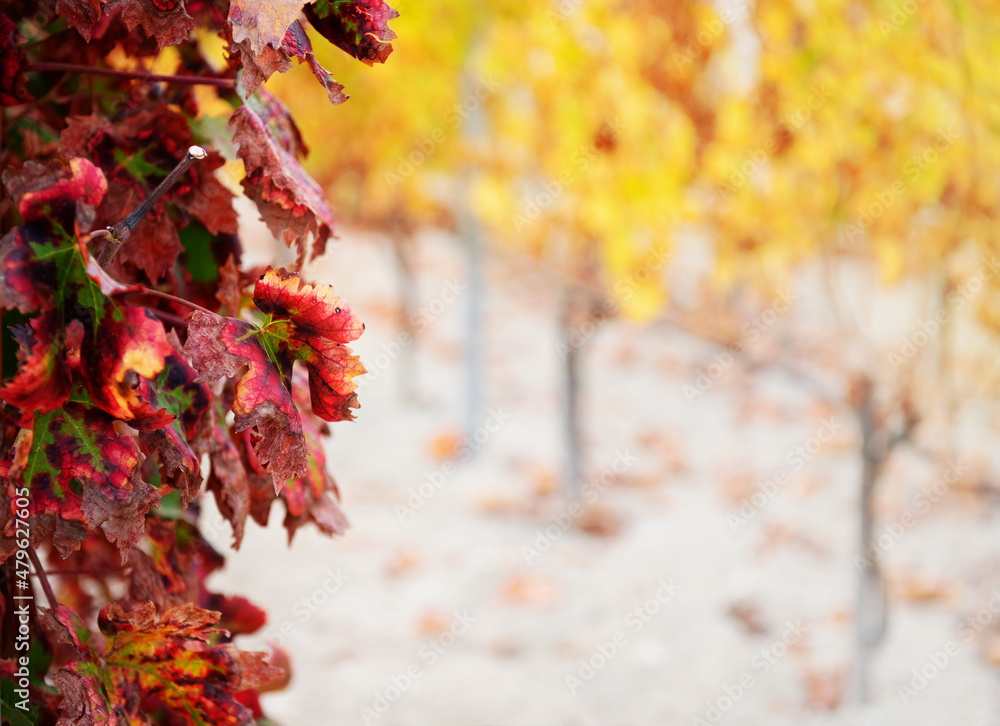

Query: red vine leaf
left=185, top=310, right=307, bottom=485
left=303, top=0, right=399, bottom=66
left=1, top=404, right=158, bottom=561
left=228, top=0, right=307, bottom=55
left=205, top=418, right=251, bottom=548
left=253, top=266, right=366, bottom=422
left=4, top=157, right=107, bottom=226
left=0, top=310, right=71, bottom=419
left=286, top=376, right=349, bottom=538
left=42, top=601, right=283, bottom=725
left=127, top=519, right=223, bottom=610
left=81, top=305, right=176, bottom=429
left=230, top=104, right=335, bottom=263
left=137, top=338, right=211, bottom=503
left=283, top=19, right=349, bottom=104
left=206, top=594, right=267, bottom=636
left=238, top=20, right=347, bottom=105
left=107, top=0, right=196, bottom=49
left=239, top=373, right=348, bottom=540
left=56, top=0, right=104, bottom=42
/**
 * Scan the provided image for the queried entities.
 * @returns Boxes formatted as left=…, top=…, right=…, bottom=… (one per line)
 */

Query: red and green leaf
left=1, top=403, right=158, bottom=561
left=0, top=310, right=71, bottom=419
left=81, top=305, right=176, bottom=429
left=185, top=310, right=307, bottom=486
left=42, top=602, right=283, bottom=725
left=304, top=0, right=398, bottom=66
left=253, top=266, right=366, bottom=422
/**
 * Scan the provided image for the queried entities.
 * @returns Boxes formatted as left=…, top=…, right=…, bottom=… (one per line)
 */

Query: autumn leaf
left=0, top=310, right=71, bottom=419
left=216, top=255, right=244, bottom=316
left=185, top=268, right=363, bottom=491
left=236, top=372, right=347, bottom=541
left=80, top=305, right=176, bottom=430
left=137, top=338, right=212, bottom=504
left=304, top=0, right=399, bottom=66
left=230, top=103, right=335, bottom=263
left=253, top=266, right=366, bottom=422
left=53, top=0, right=102, bottom=42
left=41, top=602, right=283, bottom=725
left=107, top=0, right=196, bottom=49
left=238, top=21, right=348, bottom=104
left=285, top=375, right=349, bottom=539
left=127, top=519, right=223, bottom=610
left=246, top=88, right=310, bottom=160
left=283, top=19, right=348, bottom=103
left=228, top=0, right=306, bottom=55
left=185, top=310, right=307, bottom=486
left=205, top=594, right=267, bottom=636
left=203, top=408, right=251, bottom=548
left=1, top=403, right=158, bottom=561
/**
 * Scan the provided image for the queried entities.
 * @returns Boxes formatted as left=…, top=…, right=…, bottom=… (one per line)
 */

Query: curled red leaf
left=230, top=104, right=335, bottom=263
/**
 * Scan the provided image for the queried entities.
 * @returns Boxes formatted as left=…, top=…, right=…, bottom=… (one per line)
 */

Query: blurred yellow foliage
left=264, top=0, right=1000, bottom=325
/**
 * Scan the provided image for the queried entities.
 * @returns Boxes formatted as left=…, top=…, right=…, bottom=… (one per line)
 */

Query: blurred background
left=205, top=0, right=1000, bottom=723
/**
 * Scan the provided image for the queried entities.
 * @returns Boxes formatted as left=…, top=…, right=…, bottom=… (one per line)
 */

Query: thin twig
left=28, top=62, right=234, bottom=88
left=27, top=546, right=57, bottom=608
left=138, top=287, right=214, bottom=317
left=44, top=566, right=128, bottom=578
left=149, top=309, right=190, bottom=328
left=98, top=145, right=208, bottom=267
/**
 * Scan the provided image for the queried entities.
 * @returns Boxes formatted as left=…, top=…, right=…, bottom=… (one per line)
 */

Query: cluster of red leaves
left=0, top=0, right=391, bottom=722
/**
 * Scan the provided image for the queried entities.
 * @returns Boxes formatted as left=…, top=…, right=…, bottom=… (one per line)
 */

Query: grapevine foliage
left=0, top=1, right=393, bottom=722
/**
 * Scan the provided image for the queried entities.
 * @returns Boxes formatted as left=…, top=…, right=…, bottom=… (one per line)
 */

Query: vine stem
left=44, top=566, right=128, bottom=577
left=27, top=546, right=58, bottom=608
left=98, top=145, right=208, bottom=267
left=28, top=62, right=235, bottom=88
left=138, top=287, right=215, bottom=317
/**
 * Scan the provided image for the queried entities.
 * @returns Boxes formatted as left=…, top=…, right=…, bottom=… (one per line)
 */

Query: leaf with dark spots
left=41, top=601, right=283, bottom=726
left=230, top=104, right=335, bottom=264
left=253, top=265, right=364, bottom=342
left=1, top=404, right=158, bottom=561
left=185, top=310, right=307, bottom=485
left=296, top=335, right=366, bottom=422
left=253, top=266, right=366, bottom=422
left=304, top=0, right=398, bottom=66
left=0, top=310, right=71, bottom=420
left=81, top=305, right=176, bottom=429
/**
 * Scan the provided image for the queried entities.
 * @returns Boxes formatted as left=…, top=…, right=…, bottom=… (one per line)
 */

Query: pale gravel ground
left=206, top=219, right=1000, bottom=725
